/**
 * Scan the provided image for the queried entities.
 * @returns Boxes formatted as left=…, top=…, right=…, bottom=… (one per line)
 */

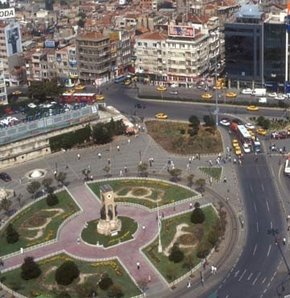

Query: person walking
left=77, top=153, right=80, bottom=160
left=117, top=145, right=120, bottom=152
left=136, top=262, right=140, bottom=270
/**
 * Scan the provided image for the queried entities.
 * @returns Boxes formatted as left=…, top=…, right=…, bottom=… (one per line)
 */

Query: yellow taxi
left=124, top=80, right=131, bottom=86
left=12, top=90, right=22, bottom=95
left=74, top=84, right=85, bottom=91
left=256, top=128, right=267, bottom=136
left=96, top=94, right=105, bottom=101
left=235, top=146, right=242, bottom=156
left=247, top=105, right=259, bottom=112
left=156, top=85, right=167, bottom=92
left=155, top=112, right=168, bottom=120
left=64, top=90, right=75, bottom=95
left=201, top=93, right=213, bottom=100
left=232, top=139, right=239, bottom=148
left=226, top=92, right=237, bottom=98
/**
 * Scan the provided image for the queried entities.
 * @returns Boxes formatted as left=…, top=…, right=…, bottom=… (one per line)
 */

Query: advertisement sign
left=168, top=25, right=195, bottom=38
left=5, top=22, right=22, bottom=56
left=44, top=40, right=56, bottom=48
left=0, top=8, right=15, bottom=19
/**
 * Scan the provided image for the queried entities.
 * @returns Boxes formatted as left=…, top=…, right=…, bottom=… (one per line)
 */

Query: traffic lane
left=217, top=156, right=284, bottom=298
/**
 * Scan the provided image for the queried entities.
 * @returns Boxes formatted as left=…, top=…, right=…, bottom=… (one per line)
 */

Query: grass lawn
left=81, top=216, right=138, bottom=247
left=0, top=191, right=80, bottom=257
left=1, top=253, right=141, bottom=298
left=88, top=179, right=197, bottom=208
left=199, top=167, right=222, bottom=181
left=143, top=206, right=219, bottom=282
left=146, top=120, right=223, bottom=155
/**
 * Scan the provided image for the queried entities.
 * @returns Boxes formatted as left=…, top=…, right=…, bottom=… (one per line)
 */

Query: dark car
left=0, top=172, right=11, bottom=182
left=279, top=131, right=288, bottom=139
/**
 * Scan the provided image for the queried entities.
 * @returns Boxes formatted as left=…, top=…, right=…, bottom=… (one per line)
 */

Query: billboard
left=44, top=40, right=56, bottom=48
left=5, top=22, right=22, bottom=56
left=168, top=25, right=195, bottom=38
left=0, top=8, right=15, bottom=19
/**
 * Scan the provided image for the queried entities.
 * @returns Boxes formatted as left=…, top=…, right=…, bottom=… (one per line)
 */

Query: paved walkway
left=0, top=127, right=245, bottom=297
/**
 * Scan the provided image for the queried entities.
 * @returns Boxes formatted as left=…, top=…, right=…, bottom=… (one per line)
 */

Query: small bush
left=55, top=261, right=80, bottom=285
left=108, top=284, right=124, bottom=297
left=6, top=223, right=19, bottom=244
left=99, top=276, right=113, bottom=290
left=21, top=257, right=41, bottom=280
left=196, top=241, right=212, bottom=259
left=46, top=193, right=59, bottom=206
left=191, top=207, right=205, bottom=224
left=168, top=244, right=184, bottom=263
left=180, top=128, right=186, bottom=134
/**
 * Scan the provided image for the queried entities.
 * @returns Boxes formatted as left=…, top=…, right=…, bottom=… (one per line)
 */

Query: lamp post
left=157, top=200, right=162, bottom=253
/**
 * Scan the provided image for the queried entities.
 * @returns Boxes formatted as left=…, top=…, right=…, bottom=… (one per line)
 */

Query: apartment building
left=0, top=60, right=7, bottom=105
left=0, top=20, right=24, bottom=86
left=135, top=22, right=220, bottom=87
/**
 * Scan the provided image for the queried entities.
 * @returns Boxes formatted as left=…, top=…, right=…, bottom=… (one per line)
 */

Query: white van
left=259, top=97, right=267, bottom=103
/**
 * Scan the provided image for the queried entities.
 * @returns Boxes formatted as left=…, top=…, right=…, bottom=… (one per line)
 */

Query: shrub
left=203, top=115, right=216, bottom=127
left=46, top=193, right=59, bottom=206
left=6, top=223, right=19, bottom=244
left=21, top=257, right=41, bottom=280
left=196, top=241, right=212, bottom=259
left=191, top=207, right=205, bottom=224
left=207, top=227, right=219, bottom=246
left=108, top=284, right=124, bottom=297
left=168, top=243, right=184, bottom=263
left=99, top=276, right=113, bottom=290
left=55, top=261, right=80, bottom=285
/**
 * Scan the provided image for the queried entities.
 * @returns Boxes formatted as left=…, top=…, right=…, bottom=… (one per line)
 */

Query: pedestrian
left=90, top=175, right=93, bottom=181
left=148, top=275, right=151, bottom=282
left=283, top=237, right=287, bottom=245
left=189, top=202, right=193, bottom=209
left=117, top=145, right=120, bottom=151
left=77, top=153, right=80, bottom=160
left=187, top=280, right=191, bottom=288
left=98, top=152, right=102, bottom=159
left=136, top=262, right=140, bottom=270
left=186, top=163, right=190, bottom=171
left=209, top=177, right=213, bottom=186
left=77, top=238, right=80, bottom=244
left=128, top=138, right=131, bottom=144
left=223, top=177, right=227, bottom=183
left=124, top=166, right=128, bottom=174
left=54, top=170, right=57, bottom=177
left=107, top=158, right=111, bottom=165
left=142, top=225, right=146, bottom=231
left=188, top=157, right=192, bottom=164
left=119, top=170, right=123, bottom=177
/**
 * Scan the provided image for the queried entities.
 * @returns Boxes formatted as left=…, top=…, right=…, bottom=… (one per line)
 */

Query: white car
left=259, top=97, right=267, bottom=103
left=241, top=88, right=253, bottom=95
left=219, top=118, right=231, bottom=126
left=171, top=83, right=178, bottom=88
left=170, top=90, right=178, bottom=95
left=275, top=94, right=286, bottom=101
left=245, top=123, right=255, bottom=130
left=268, top=92, right=277, bottom=98
left=243, top=143, right=251, bottom=153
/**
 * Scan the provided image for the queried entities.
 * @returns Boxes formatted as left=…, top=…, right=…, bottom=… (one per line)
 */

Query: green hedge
left=49, top=125, right=91, bottom=152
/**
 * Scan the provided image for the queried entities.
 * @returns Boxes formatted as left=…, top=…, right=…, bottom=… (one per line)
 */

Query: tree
left=203, top=115, right=216, bottom=127
left=26, top=181, right=41, bottom=199
left=46, top=193, right=59, bottom=206
left=55, top=171, right=67, bottom=186
left=168, top=243, right=184, bottom=263
left=191, top=206, right=205, bottom=224
left=28, top=79, right=63, bottom=102
left=195, top=178, right=206, bottom=193
left=42, top=178, right=53, bottom=192
left=99, top=275, right=113, bottom=290
left=196, top=241, right=212, bottom=259
left=108, top=284, right=124, bottom=297
left=6, top=223, right=19, bottom=243
left=256, top=116, right=270, bottom=129
left=92, top=123, right=113, bottom=144
left=21, top=257, right=41, bottom=280
left=137, top=162, right=148, bottom=177
left=187, top=174, right=194, bottom=187
left=103, top=165, right=111, bottom=177
left=188, top=115, right=200, bottom=135
left=55, top=261, right=80, bottom=285
left=168, top=168, right=182, bottom=182
left=0, top=198, right=12, bottom=213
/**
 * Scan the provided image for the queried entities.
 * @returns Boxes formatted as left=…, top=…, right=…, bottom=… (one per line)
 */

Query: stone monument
left=97, top=184, right=121, bottom=236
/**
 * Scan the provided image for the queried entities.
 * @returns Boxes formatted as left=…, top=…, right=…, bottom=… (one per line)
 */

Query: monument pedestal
left=97, top=218, right=122, bottom=236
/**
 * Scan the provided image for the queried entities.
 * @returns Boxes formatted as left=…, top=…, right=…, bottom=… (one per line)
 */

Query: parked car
left=170, top=90, right=178, bottom=95
left=220, top=118, right=231, bottom=126
left=0, top=172, right=11, bottom=182
left=241, top=88, right=253, bottom=95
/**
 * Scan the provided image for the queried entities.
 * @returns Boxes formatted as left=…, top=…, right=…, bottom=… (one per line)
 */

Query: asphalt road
left=104, top=84, right=288, bottom=298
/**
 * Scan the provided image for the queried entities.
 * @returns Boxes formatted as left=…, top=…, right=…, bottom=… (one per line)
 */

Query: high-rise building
left=0, top=60, right=7, bottom=105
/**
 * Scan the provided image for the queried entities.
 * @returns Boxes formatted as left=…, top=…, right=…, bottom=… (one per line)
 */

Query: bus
left=234, top=125, right=253, bottom=152
left=61, top=93, right=100, bottom=103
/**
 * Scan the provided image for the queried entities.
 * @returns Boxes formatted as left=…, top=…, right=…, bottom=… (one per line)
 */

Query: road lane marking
left=266, top=200, right=270, bottom=212
left=253, top=202, right=257, bottom=213
left=270, top=221, right=273, bottom=229
left=267, top=244, right=272, bottom=257
left=261, top=183, right=264, bottom=192
left=234, top=270, right=240, bottom=278
left=247, top=272, right=253, bottom=280
left=256, top=222, right=259, bottom=233
left=262, top=277, right=267, bottom=284
left=252, top=272, right=261, bottom=285
left=238, top=269, right=247, bottom=281
left=250, top=185, right=253, bottom=193
left=253, top=244, right=257, bottom=256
